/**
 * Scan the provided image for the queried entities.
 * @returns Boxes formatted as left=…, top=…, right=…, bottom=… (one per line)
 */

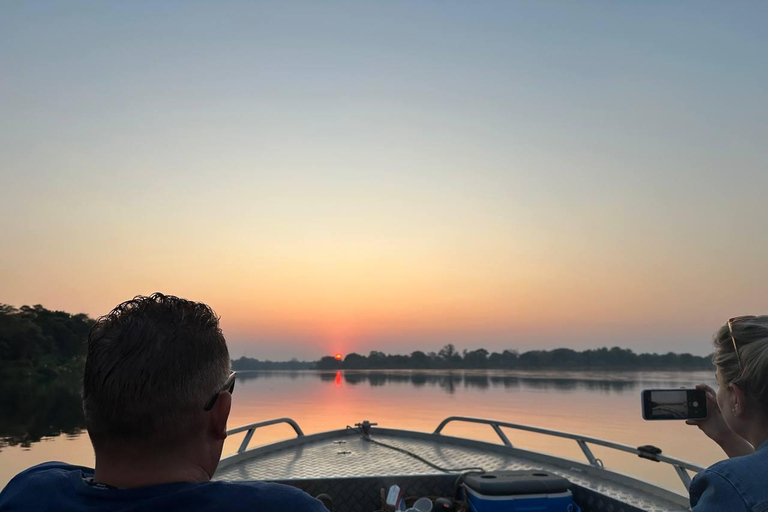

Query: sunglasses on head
left=204, top=371, right=237, bottom=411
left=728, top=316, right=756, bottom=372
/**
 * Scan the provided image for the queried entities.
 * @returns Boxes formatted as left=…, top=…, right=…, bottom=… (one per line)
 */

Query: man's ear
left=210, top=392, right=231, bottom=441
left=729, top=382, right=746, bottom=416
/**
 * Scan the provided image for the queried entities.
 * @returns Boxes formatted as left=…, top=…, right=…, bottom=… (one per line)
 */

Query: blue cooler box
left=463, top=470, right=580, bottom=512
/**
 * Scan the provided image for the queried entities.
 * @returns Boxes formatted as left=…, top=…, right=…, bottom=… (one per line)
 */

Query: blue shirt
left=690, top=440, right=768, bottom=512
left=0, top=462, right=327, bottom=512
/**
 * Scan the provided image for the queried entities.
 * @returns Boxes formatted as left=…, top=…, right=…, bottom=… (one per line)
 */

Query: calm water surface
left=0, top=370, right=722, bottom=493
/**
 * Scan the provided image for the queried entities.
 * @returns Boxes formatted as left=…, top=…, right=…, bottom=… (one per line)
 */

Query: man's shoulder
left=0, top=463, right=326, bottom=512
left=3, top=462, right=87, bottom=489
left=203, top=480, right=326, bottom=511
left=12, top=461, right=86, bottom=476
left=0, top=462, right=89, bottom=510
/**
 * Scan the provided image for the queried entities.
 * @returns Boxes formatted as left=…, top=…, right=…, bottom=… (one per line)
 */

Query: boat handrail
left=225, top=415, right=704, bottom=491
left=227, top=417, right=305, bottom=454
left=434, top=416, right=704, bottom=489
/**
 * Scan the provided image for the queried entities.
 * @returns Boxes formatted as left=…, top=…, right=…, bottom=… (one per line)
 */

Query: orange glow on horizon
left=335, top=354, right=343, bottom=361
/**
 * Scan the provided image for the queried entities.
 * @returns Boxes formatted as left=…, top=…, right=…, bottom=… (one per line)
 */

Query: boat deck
left=215, top=424, right=692, bottom=512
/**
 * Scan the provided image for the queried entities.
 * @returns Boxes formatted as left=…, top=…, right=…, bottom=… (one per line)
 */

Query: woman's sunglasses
left=204, top=371, right=237, bottom=411
left=728, top=316, right=755, bottom=372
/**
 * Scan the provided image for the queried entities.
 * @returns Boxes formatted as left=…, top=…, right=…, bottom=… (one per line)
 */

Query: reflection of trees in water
left=0, top=374, right=85, bottom=450
left=340, top=371, right=644, bottom=394
left=510, top=377, right=637, bottom=392
left=410, top=374, right=427, bottom=387
left=367, top=373, right=388, bottom=387
left=228, top=370, right=706, bottom=395
left=318, top=372, right=337, bottom=382
left=341, top=372, right=366, bottom=385
left=464, top=374, right=490, bottom=389
left=2, top=370, right=705, bottom=450
left=238, top=371, right=304, bottom=381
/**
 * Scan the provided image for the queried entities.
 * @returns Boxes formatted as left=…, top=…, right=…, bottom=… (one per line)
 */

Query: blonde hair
left=713, top=315, right=768, bottom=407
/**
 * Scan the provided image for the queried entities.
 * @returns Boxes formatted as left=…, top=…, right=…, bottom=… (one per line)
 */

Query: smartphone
left=641, top=388, right=708, bottom=420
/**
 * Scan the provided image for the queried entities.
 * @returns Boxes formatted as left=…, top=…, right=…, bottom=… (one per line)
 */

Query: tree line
left=0, top=304, right=95, bottom=378
left=315, top=344, right=714, bottom=370
left=0, top=304, right=714, bottom=376
left=231, top=357, right=315, bottom=371
left=0, top=304, right=321, bottom=376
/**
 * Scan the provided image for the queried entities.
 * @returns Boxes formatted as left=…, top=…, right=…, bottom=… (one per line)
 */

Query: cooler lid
left=463, top=470, right=571, bottom=496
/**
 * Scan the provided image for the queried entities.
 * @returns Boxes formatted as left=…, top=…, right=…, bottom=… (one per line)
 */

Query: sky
left=1, top=1, right=766, bottom=360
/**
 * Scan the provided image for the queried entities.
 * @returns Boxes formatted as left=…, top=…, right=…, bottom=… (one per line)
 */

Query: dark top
left=689, top=439, right=768, bottom=512
left=0, top=462, right=327, bottom=512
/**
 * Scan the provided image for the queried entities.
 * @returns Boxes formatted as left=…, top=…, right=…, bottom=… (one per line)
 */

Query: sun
left=335, top=353, right=343, bottom=361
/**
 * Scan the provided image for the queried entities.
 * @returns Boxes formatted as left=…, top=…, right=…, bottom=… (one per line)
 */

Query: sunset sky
left=1, top=2, right=766, bottom=359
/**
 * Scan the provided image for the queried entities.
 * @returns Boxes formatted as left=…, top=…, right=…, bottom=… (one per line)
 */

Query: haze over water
left=0, top=370, right=722, bottom=493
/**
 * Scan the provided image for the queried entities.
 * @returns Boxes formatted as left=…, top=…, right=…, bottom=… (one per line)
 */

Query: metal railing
left=227, top=417, right=305, bottom=454
left=433, top=416, right=704, bottom=489
left=225, top=415, right=703, bottom=490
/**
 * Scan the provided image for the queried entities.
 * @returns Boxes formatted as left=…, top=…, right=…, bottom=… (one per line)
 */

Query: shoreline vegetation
left=0, top=303, right=712, bottom=449
left=1, top=304, right=714, bottom=380
left=235, top=343, right=714, bottom=372
left=0, top=304, right=92, bottom=448
left=0, top=304, right=94, bottom=380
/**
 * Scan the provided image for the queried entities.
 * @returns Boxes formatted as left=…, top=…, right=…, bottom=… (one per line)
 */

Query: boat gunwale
left=434, top=416, right=703, bottom=473
left=218, top=420, right=692, bottom=507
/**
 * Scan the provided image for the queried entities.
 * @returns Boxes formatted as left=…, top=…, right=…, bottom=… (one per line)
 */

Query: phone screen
left=642, top=389, right=707, bottom=420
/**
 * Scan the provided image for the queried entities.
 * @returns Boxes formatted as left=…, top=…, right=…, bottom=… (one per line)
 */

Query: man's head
left=83, top=293, right=232, bottom=474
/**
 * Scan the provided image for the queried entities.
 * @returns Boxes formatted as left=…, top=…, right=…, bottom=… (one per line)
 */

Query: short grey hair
left=83, top=293, right=231, bottom=451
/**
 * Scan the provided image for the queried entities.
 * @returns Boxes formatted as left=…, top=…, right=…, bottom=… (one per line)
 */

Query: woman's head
left=712, top=315, right=768, bottom=432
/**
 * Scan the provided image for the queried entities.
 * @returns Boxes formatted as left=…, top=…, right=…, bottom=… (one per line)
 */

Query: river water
left=0, top=369, right=723, bottom=494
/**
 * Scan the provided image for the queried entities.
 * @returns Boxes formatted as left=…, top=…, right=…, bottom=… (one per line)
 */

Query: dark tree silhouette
left=314, top=344, right=713, bottom=371
left=0, top=303, right=94, bottom=376
left=231, top=356, right=313, bottom=371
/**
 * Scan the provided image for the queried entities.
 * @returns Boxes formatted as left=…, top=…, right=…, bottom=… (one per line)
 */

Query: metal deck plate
left=214, top=430, right=689, bottom=512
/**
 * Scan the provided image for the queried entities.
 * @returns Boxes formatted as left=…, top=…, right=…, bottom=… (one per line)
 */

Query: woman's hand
left=686, top=384, right=753, bottom=458
left=685, top=384, right=731, bottom=443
